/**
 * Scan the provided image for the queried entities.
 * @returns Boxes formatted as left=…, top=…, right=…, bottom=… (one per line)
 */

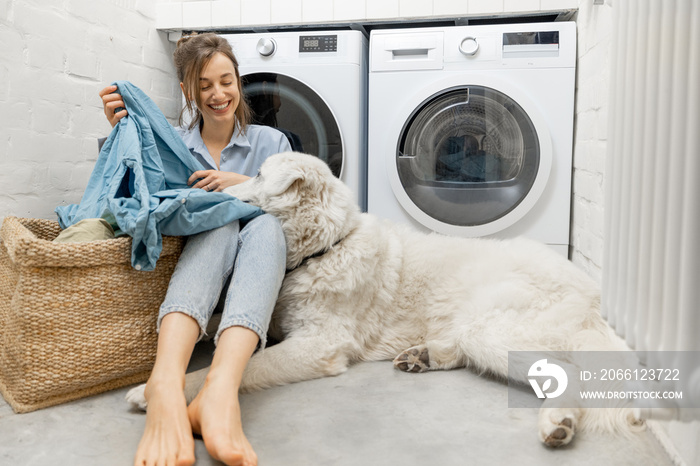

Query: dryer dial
left=459, top=37, right=479, bottom=56
left=257, top=38, right=277, bottom=57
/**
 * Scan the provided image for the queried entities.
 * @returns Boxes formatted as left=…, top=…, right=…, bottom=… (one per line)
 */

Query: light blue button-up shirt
left=177, top=124, right=292, bottom=177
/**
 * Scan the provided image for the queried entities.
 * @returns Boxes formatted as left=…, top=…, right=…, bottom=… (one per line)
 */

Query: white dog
left=127, top=152, right=643, bottom=446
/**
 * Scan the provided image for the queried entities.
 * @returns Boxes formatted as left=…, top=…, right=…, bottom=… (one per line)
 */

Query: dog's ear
left=267, top=164, right=307, bottom=197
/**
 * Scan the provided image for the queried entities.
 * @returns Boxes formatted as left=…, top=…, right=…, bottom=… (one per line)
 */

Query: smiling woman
left=98, top=32, right=292, bottom=466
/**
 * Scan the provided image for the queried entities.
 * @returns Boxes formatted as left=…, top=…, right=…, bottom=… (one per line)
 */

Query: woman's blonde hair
left=174, top=32, right=251, bottom=132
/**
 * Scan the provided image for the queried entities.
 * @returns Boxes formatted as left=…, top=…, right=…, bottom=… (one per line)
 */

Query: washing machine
left=368, top=22, right=576, bottom=256
left=221, top=30, right=368, bottom=210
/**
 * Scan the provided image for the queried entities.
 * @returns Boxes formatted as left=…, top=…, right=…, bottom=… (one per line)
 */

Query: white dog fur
left=127, top=152, right=644, bottom=447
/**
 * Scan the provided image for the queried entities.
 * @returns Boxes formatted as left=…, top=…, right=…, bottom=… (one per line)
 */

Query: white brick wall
left=0, top=0, right=180, bottom=223
left=569, top=0, right=612, bottom=284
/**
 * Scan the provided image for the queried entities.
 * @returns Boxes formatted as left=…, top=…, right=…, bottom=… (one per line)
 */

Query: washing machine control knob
left=257, top=38, right=277, bottom=57
left=459, top=37, right=479, bottom=56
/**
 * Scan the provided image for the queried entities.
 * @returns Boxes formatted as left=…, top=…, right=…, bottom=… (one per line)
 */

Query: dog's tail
left=505, top=324, right=648, bottom=437
left=569, top=326, right=647, bottom=436
left=578, top=406, right=646, bottom=436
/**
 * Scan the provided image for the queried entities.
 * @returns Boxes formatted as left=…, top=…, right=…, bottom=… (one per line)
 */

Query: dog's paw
left=125, top=383, right=148, bottom=411
left=393, top=346, right=430, bottom=373
left=539, top=410, right=576, bottom=447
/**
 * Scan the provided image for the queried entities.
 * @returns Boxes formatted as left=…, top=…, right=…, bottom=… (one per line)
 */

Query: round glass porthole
left=242, top=72, right=343, bottom=178
left=396, top=86, right=540, bottom=227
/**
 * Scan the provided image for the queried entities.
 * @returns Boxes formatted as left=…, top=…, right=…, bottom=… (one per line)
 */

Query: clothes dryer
left=368, top=23, right=576, bottom=256
left=222, top=31, right=368, bottom=209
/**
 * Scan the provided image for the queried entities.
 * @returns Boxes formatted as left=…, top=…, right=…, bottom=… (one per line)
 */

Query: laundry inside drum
left=396, top=86, right=540, bottom=227
left=402, top=89, right=525, bottom=184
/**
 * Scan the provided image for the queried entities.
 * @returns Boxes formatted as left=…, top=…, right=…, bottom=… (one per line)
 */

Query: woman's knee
left=245, top=214, right=285, bottom=245
left=215, top=219, right=242, bottom=237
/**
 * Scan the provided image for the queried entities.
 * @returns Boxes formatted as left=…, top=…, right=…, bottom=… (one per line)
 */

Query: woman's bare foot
left=134, top=378, right=196, bottom=466
left=187, top=372, right=257, bottom=466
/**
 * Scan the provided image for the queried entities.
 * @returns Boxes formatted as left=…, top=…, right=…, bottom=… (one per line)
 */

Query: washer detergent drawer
left=370, top=31, right=444, bottom=72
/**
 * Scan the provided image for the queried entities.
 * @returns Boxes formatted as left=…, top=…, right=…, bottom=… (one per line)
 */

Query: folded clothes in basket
left=55, top=81, right=262, bottom=271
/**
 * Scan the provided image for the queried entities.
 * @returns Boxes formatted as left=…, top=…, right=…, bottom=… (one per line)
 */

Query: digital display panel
left=299, top=35, right=337, bottom=52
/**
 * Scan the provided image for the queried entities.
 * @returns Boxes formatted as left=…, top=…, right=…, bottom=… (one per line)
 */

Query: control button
left=257, top=38, right=276, bottom=57
left=459, top=37, right=479, bottom=56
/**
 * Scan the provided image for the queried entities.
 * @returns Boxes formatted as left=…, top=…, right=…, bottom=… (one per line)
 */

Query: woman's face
left=196, top=52, right=241, bottom=130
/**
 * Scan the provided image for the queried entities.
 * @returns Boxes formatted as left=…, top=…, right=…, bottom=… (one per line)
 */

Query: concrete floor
left=0, top=341, right=674, bottom=466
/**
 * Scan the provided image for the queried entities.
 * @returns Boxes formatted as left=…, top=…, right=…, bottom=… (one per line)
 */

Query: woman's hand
left=188, top=170, right=251, bottom=192
left=99, top=85, right=128, bottom=127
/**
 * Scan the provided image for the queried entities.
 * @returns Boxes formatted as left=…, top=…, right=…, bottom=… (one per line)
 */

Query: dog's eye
left=255, top=170, right=262, bottom=180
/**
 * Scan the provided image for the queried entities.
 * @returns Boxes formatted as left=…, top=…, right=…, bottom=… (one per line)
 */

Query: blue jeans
left=158, top=214, right=286, bottom=347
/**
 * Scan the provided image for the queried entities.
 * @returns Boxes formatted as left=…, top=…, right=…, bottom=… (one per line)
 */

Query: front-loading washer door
left=242, top=72, right=343, bottom=178
left=392, top=85, right=551, bottom=236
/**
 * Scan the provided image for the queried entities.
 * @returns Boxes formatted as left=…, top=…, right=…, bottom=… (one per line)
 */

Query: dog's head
left=225, top=152, right=361, bottom=270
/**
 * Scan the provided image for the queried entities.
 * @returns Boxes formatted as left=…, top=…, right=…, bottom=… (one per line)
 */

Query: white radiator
left=602, top=0, right=700, bottom=353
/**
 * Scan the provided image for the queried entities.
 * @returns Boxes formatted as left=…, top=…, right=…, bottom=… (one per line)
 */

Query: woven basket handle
left=0, top=216, right=40, bottom=264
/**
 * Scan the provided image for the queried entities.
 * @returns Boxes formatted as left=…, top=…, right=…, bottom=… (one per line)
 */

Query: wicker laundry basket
left=0, top=216, right=184, bottom=413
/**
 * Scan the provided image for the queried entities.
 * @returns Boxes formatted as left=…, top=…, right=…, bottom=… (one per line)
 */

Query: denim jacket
left=55, top=81, right=262, bottom=271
